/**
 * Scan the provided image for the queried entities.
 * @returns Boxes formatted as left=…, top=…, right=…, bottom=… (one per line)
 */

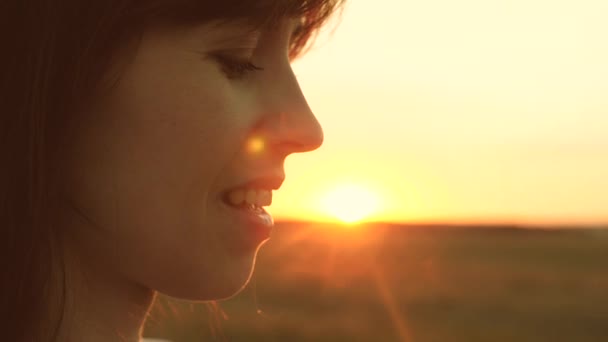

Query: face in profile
left=59, top=18, right=323, bottom=301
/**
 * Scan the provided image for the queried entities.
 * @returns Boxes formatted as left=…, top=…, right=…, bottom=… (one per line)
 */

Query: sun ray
left=320, top=241, right=339, bottom=292
left=372, top=266, right=412, bottom=342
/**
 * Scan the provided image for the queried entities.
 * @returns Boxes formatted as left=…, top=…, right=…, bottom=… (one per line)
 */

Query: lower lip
left=219, top=201, right=274, bottom=248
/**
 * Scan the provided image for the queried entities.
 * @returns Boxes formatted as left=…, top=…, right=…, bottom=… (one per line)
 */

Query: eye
left=210, top=53, right=264, bottom=80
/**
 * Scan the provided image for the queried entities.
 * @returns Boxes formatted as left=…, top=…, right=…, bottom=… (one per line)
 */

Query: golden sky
left=270, top=0, right=608, bottom=226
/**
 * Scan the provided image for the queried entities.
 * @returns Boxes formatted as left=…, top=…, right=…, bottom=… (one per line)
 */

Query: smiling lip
left=218, top=194, right=274, bottom=254
left=226, top=175, right=285, bottom=193
left=218, top=175, right=284, bottom=250
left=221, top=175, right=284, bottom=207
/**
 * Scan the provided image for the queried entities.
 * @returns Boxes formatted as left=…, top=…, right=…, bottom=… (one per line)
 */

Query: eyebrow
left=194, top=20, right=263, bottom=49
left=192, top=16, right=302, bottom=52
left=211, top=31, right=261, bottom=48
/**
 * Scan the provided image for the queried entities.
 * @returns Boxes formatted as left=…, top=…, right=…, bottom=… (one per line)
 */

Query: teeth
left=226, top=188, right=273, bottom=207
left=258, top=190, right=272, bottom=206
left=228, top=189, right=245, bottom=206
left=245, top=189, right=257, bottom=205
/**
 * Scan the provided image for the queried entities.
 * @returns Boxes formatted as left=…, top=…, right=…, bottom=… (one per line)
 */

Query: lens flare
left=246, top=136, right=265, bottom=154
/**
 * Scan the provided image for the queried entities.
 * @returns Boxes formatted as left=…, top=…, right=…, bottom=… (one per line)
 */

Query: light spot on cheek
left=246, top=136, right=265, bottom=155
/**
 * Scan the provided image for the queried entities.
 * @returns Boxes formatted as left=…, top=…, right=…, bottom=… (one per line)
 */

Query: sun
left=320, top=184, right=381, bottom=224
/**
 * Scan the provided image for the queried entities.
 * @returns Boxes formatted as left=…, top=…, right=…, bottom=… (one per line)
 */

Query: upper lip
left=227, top=175, right=285, bottom=192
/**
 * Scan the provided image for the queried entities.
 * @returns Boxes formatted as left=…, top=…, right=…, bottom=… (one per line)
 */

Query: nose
left=256, top=65, right=324, bottom=155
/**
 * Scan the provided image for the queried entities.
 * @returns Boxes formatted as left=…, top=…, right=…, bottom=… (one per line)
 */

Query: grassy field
left=143, top=221, right=608, bottom=341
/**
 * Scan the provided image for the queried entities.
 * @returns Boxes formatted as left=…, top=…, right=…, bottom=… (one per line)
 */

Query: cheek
left=63, top=62, right=258, bottom=299
left=99, top=55, right=249, bottom=208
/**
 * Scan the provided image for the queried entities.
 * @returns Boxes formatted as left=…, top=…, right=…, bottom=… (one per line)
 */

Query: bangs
left=127, top=0, right=345, bottom=58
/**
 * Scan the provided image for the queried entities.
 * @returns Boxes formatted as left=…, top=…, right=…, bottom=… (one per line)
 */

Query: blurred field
left=143, top=221, right=608, bottom=342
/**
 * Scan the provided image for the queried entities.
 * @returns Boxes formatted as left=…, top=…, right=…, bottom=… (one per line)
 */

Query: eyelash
left=211, top=54, right=264, bottom=80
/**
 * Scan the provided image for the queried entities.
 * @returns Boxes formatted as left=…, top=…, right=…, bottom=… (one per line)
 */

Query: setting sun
left=320, top=184, right=381, bottom=224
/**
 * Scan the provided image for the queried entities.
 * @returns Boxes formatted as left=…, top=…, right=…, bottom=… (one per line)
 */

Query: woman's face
left=60, top=18, right=323, bottom=300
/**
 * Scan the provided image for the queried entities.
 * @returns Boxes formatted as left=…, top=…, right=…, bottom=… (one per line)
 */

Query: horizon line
left=272, top=218, right=608, bottom=229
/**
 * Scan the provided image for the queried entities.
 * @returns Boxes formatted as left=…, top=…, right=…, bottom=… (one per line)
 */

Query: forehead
left=144, top=0, right=305, bottom=30
left=136, top=0, right=330, bottom=58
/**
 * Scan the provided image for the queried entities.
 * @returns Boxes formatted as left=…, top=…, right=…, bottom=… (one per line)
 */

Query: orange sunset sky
left=269, top=0, right=608, bottom=226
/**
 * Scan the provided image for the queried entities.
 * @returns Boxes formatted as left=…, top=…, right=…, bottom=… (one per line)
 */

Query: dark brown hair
left=0, top=0, right=344, bottom=340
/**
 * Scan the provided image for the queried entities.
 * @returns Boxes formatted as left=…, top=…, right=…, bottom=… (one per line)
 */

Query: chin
left=214, top=254, right=259, bottom=300
left=160, top=274, right=252, bottom=302
left=160, top=253, right=258, bottom=302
